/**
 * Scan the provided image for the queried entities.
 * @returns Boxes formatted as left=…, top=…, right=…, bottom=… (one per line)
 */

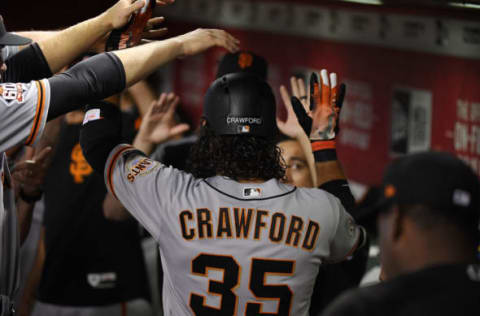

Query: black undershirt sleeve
left=79, top=102, right=124, bottom=174
left=47, top=52, right=126, bottom=120
left=309, top=180, right=368, bottom=315
left=5, top=43, right=53, bottom=82
left=319, top=179, right=356, bottom=213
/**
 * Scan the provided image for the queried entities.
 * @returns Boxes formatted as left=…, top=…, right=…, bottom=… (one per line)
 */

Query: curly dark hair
left=186, top=125, right=286, bottom=181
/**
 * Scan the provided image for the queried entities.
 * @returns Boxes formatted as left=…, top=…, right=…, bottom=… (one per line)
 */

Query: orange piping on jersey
left=311, top=140, right=336, bottom=152
left=107, top=145, right=135, bottom=199
left=245, top=257, right=295, bottom=315
left=25, top=81, right=45, bottom=146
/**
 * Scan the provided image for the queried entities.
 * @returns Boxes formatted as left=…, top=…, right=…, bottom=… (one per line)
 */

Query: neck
left=237, top=178, right=266, bottom=184
left=395, top=231, right=476, bottom=277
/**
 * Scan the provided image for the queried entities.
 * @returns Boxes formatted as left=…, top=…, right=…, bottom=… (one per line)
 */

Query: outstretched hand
left=103, top=0, right=172, bottom=52
left=12, top=146, right=53, bottom=196
left=137, top=92, right=190, bottom=145
left=291, top=70, right=346, bottom=141
left=277, top=77, right=309, bottom=139
left=176, top=29, right=240, bottom=58
left=105, top=0, right=174, bottom=30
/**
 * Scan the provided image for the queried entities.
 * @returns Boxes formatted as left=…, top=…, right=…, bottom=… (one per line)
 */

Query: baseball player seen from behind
left=80, top=70, right=367, bottom=315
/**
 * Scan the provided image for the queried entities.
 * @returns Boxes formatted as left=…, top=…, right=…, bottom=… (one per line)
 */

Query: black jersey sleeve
left=5, top=43, right=53, bottom=82
left=319, top=179, right=356, bottom=213
left=47, top=52, right=126, bottom=120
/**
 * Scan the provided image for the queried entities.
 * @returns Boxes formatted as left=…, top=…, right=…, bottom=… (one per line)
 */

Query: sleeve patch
left=0, top=83, right=29, bottom=105
left=125, top=156, right=160, bottom=183
left=83, top=109, right=102, bottom=125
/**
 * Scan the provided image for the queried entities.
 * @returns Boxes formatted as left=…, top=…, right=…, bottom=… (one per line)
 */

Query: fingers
left=170, top=123, right=190, bottom=137
left=34, top=147, right=52, bottom=165
left=210, top=29, right=240, bottom=53
left=320, top=69, right=330, bottom=108
left=298, top=78, right=307, bottom=98
left=129, top=0, right=146, bottom=14
left=146, top=16, right=165, bottom=29
left=330, top=72, right=337, bottom=108
left=156, top=0, right=174, bottom=5
left=291, top=96, right=313, bottom=136
left=24, top=146, right=35, bottom=160
left=309, top=73, right=320, bottom=112
left=290, top=77, right=300, bottom=99
left=279, top=85, right=291, bottom=109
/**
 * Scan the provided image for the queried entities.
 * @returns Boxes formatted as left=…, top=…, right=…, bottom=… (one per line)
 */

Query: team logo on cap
left=238, top=53, right=253, bottom=69
left=384, top=184, right=396, bottom=198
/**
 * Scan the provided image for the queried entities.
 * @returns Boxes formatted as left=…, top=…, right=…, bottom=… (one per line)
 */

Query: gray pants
left=31, top=299, right=152, bottom=316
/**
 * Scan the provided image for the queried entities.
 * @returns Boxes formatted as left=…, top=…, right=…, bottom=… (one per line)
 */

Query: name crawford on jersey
left=179, top=207, right=320, bottom=252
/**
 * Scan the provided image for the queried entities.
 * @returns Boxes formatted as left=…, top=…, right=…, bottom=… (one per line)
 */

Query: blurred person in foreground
left=321, top=151, right=480, bottom=316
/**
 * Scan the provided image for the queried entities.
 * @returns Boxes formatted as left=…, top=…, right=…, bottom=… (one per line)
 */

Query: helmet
left=203, top=73, right=277, bottom=139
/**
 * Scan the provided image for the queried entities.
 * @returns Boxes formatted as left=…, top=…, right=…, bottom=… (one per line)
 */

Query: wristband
left=311, top=140, right=337, bottom=162
left=19, top=187, right=43, bottom=204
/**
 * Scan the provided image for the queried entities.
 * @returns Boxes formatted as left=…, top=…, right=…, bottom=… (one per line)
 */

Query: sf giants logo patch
left=0, top=83, right=27, bottom=106
left=70, top=143, right=93, bottom=183
left=126, top=157, right=159, bottom=183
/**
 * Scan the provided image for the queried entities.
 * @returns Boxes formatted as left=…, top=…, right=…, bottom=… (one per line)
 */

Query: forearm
left=295, top=132, right=318, bottom=187
left=128, top=80, right=157, bottom=117
left=312, top=140, right=355, bottom=211
left=103, top=193, right=130, bottom=221
left=112, top=38, right=182, bottom=86
left=18, top=229, right=46, bottom=316
left=133, top=132, right=155, bottom=156
left=37, top=15, right=112, bottom=73
left=17, top=199, right=35, bottom=245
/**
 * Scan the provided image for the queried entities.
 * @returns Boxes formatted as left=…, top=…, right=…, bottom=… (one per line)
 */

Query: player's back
left=156, top=175, right=359, bottom=316
left=107, top=150, right=361, bottom=316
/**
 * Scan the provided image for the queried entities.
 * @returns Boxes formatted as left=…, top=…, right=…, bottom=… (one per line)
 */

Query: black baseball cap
left=357, top=151, right=480, bottom=225
left=0, top=15, right=31, bottom=46
left=216, top=51, right=268, bottom=80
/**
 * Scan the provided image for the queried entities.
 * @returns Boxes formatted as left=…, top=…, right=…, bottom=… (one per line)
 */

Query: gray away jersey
left=0, top=153, right=20, bottom=311
left=0, top=79, right=51, bottom=152
left=105, top=144, right=361, bottom=316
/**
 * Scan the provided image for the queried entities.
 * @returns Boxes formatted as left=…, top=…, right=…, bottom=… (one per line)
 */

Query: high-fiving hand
left=291, top=70, right=346, bottom=141
left=137, top=92, right=190, bottom=145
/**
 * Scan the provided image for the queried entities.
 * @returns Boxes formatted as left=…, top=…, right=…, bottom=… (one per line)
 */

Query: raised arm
left=290, top=70, right=355, bottom=210
left=46, top=28, right=238, bottom=120
left=27, top=0, right=173, bottom=73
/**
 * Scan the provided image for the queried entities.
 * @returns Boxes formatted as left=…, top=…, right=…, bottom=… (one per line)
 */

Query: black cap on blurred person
left=357, top=151, right=480, bottom=230
left=216, top=51, right=268, bottom=80
left=0, top=15, right=31, bottom=46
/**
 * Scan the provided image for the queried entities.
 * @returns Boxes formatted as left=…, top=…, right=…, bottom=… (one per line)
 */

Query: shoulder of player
left=295, top=186, right=344, bottom=211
